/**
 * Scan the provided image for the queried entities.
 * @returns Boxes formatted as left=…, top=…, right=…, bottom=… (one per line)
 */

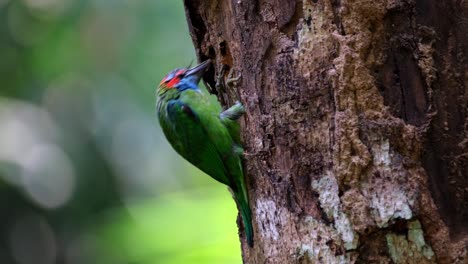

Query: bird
left=156, top=60, right=253, bottom=247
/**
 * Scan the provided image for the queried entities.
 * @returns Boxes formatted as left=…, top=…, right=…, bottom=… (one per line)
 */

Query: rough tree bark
left=183, top=1, right=467, bottom=263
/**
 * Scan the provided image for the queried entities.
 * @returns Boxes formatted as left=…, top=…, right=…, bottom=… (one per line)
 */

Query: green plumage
left=156, top=62, right=253, bottom=246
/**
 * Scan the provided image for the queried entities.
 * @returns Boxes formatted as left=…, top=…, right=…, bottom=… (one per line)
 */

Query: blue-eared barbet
left=156, top=60, right=253, bottom=246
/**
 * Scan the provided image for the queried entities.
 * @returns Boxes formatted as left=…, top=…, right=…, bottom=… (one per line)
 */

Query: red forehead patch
left=166, top=77, right=181, bottom=88
left=160, top=69, right=186, bottom=88
left=175, top=69, right=186, bottom=76
left=159, top=77, right=168, bottom=86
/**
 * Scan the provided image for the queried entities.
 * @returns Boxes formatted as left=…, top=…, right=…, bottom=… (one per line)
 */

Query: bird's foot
left=242, top=151, right=257, bottom=157
left=220, top=101, right=245, bottom=121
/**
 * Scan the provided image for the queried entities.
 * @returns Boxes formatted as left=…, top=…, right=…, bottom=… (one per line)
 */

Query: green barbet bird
left=156, top=60, right=253, bottom=246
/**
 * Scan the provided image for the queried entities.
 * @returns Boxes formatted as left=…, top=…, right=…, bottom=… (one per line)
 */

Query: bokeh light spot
left=22, top=144, right=76, bottom=209
left=0, top=99, right=75, bottom=208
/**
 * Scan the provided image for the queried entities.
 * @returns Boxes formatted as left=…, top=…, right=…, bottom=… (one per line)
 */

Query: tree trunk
left=183, top=0, right=467, bottom=263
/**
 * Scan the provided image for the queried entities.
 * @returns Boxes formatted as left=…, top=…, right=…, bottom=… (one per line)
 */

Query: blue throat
left=176, top=77, right=200, bottom=92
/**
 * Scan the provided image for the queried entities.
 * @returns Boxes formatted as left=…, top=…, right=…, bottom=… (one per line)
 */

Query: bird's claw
left=242, top=151, right=256, bottom=157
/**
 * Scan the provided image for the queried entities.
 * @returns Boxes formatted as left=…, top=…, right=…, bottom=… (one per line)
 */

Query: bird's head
left=158, top=60, right=211, bottom=92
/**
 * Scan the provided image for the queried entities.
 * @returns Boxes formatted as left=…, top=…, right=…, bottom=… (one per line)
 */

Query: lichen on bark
left=386, top=220, right=435, bottom=263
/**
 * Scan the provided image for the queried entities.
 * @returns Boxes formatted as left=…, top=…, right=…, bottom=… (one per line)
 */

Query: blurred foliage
left=0, top=0, right=241, bottom=263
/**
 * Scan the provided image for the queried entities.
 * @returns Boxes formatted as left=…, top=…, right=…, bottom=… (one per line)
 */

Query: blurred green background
left=0, top=1, right=241, bottom=263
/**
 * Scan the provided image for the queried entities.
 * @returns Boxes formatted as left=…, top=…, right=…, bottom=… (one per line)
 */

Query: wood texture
left=183, top=0, right=467, bottom=263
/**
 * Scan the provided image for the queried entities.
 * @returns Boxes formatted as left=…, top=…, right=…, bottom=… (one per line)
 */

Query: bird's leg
left=220, top=101, right=245, bottom=121
left=232, top=144, right=244, bottom=156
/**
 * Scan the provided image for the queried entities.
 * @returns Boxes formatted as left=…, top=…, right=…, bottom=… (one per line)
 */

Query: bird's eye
left=177, top=72, right=186, bottom=78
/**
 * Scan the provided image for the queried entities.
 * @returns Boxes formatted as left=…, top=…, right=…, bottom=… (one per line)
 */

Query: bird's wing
left=221, top=118, right=243, bottom=147
left=160, top=90, right=252, bottom=244
left=162, top=91, right=240, bottom=187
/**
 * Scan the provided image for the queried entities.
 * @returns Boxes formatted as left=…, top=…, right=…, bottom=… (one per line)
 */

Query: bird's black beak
left=185, top=60, right=211, bottom=84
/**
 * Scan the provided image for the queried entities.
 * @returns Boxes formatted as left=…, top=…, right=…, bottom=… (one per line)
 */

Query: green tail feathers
left=235, top=191, right=254, bottom=247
